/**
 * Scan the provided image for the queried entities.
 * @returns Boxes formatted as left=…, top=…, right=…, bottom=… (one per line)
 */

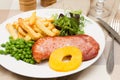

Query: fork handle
left=106, top=37, right=114, bottom=74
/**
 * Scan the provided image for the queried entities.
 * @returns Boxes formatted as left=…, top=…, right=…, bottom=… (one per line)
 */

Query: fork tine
left=115, top=18, right=118, bottom=32
left=118, top=20, right=120, bottom=35
left=110, top=11, right=120, bottom=34
left=118, top=11, right=120, bottom=35
left=115, top=12, right=120, bottom=33
left=113, top=19, right=117, bottom=31
left=110, top=19, right=114, bottom=27
left=117, top=19, right=119, bottom=33
left=110, top=18, right=116, bottom=31
left=110, top=19, right=115, bottom=29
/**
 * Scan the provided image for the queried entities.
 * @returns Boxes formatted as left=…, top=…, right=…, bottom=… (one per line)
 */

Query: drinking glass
left=89, top=0, right=110, bottom=18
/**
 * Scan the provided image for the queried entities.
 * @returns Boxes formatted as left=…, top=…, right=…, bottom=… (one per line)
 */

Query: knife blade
left=97, top=18, right=120, bottom=44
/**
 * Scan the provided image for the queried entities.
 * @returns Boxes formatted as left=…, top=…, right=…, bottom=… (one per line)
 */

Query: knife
left=98, top=18, right=115, bottom=74
left=97, top=18, right=120, bottom=44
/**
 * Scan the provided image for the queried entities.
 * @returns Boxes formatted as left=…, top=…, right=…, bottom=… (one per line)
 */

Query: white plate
left=0, top=9, right=105, bottom=78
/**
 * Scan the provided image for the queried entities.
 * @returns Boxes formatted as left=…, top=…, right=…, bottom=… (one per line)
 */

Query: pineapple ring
left=49, top=46, right=82, bottom=72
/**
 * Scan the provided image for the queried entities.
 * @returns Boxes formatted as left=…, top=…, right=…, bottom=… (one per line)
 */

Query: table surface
left=0, top=0, right=120, bottom=80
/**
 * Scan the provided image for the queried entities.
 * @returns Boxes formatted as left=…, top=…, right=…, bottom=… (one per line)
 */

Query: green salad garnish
left=53, top=10, right=85, bottom=36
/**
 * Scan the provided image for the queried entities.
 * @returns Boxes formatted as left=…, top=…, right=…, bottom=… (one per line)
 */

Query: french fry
left=13, top=21, right=19, bottom=30
left=32, top=25, right=41, bottom=33
left=24, top=17, right=30, bottom=22
left=32, top=25, right=44, bottom=37
left=24, top=34, right=32, bottom=41
left=47, top=22, right=54, bottom=30
left=6, top=12, right=60, bottom=41
left=43, top=21, right=49, bottom=27
left=18, top=18, right=40, bottom=40
left=52, top=28, right=60, bottom=35
left=36, top=20, right=55, bottom=36
left=47, top=17, right=54, bottom=22
left=39, top=18, right=47, bottom=22
left=18, top=32, right=24, bottom=39
left=6, top=23, right=18, bottom=39
left=18, top=27, right=27, bottom=36
left=29, top=12, right=36, bottom=25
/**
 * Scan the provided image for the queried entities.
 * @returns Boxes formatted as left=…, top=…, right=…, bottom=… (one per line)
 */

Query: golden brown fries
left=18, top=32, right=24, bottom=39
left=36, top=21, right=55, bottom=36
left=6, top=12, right=60, bottom=41
left=6, top=24, right=18, bottom=39
left=24, top=34, right=32, bottom=41
left=18, top=27, right=27, bottom=36
left=29, top=12, right=36, bottom=25
left=18, top=18, right=41, bottom=40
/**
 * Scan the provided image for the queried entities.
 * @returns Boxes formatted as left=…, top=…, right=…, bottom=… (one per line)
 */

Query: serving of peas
left=0, top=37, right=36, bottom=64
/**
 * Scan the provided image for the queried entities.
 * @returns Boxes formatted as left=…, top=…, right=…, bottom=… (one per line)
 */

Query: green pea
left=25, top=59, right=30, bottom=63
left=0, top=38, right=35, bottom=64
left=20, top=55, right=24, bottom=60
left=29, top=60, right=35, bottom=64
left=28, top=55, right=32, bottom=58
left=18, top=53, right=22, bottom=57
left=0, top=50, right=4, bottom=54
left=27, top=51, right=32, bottom=55
left=9, top=36, right=13, bottom=40
left=11, top=52, right=15, bottom=57
left=19, top=49, right=23, bottom=53
left=23, top=58, right=26, bottom=62
left=20, top=45, right=24, bottom=48
left=22, top=51, right=26, bottom=55
left=15, top=56, right=20, bottom=60
left=5, top=49, right=10, bottom=53
left=16, top=45, right=20, bottom=48
left=25, top=54, right=29, bottom=58
left=4, top=50, right=8, bottom=55
left=27, top=43, right=32, bottom=47
left=1, top=43, right=6, bottom=47
left=12, top=47, right=17, bottom=51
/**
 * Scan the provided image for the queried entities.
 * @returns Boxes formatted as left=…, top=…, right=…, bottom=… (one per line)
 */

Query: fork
left=106, top=9, right=120, bottom=74
left=110, top=11, right=120, bottom=35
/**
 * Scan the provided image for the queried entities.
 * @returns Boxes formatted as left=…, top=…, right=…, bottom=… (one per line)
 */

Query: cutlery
left=106, top=35, right=114, bottom=74
left=106, top=10, right=120, bottom=74
left=97, top=18, right=120, bottom=74
left=97, top=18, right=120, bottom=44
